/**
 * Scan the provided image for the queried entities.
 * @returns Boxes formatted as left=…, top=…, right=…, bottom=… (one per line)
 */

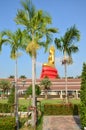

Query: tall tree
left=3, top=28, right=26, bottom=130
left=14, top=0, right=57, bottom=127
left=55, top=25, right=80, bottom=103
left=80, top=63, right=86, bottom=130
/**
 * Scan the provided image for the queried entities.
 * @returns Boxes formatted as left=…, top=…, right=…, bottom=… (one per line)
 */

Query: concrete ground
left=43, top=116, right=81, bottom=130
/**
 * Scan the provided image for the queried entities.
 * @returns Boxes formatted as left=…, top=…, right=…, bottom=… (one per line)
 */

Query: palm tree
left=3, top=28, right=26, bottom=130
left=14, top=0, right=57, bottom=127
left=40, top=76, right=52, bottom=99
left=55, top=25, right=80, bottom=103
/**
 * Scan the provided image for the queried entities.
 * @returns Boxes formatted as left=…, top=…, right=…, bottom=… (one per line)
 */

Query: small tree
left=80, top=63, right=86, bottom=130
left=40, top=76, right=52, bottom=99
left=8, top=75, right=15, bottom=79
left=0, top=79, right=11, bottom=98
left=19, top=75, right=27, bottom=79
left=26, top=84, right=41, bottom=96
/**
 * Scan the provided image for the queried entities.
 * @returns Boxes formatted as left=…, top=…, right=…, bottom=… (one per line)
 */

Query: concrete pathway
left=43, top=116, right=81, bottom=130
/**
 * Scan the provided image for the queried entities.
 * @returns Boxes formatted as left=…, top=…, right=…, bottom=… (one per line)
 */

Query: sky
left=0, top=0, right=86, bottom=79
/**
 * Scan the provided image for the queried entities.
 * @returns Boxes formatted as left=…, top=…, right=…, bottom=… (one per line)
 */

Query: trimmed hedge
left=0, top=103, right=27, bottom=113
left=44, top=103, right=80, bottom=115
left=0, top=116, right=16, bottom=130
left=0, top=103, right=12, bottom=113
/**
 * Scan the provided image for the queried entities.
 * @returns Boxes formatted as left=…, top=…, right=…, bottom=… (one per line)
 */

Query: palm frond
left=64, top=25, right=80, bottom=45
left=0, top=32, right=8, bottom=52
left=55, top=25, right=80, bottom=59
left=15, top=0, right=36, bottom=26
left=47, top=28, right=58, bottom=33
left=15, top=10, right=29, bottom=26
left=68, top=45, right=79, bottom=56
left=21, top=0, right=36, bottom=19
left=55, top=38, right=62, bottom=51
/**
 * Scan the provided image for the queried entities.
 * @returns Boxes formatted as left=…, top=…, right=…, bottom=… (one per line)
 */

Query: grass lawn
left=19, top=98, right=31, bottom=107
left=0, top=98, right=8, bottom=104
left=68, top=98, right=81, bottom=104
left=0, top=97, right=80, bottom=107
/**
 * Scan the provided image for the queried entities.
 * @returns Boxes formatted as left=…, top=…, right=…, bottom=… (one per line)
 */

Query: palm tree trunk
left=32, top=54, right=36, bottom=127
left=15, top=58, right=19, bottom=130
left=64, top=62, right=68, bottom=103
left=64, top=51, right=68, bottom=104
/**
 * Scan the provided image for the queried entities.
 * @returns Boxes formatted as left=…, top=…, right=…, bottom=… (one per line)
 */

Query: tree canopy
left=25, top=84, right=41, bottom=96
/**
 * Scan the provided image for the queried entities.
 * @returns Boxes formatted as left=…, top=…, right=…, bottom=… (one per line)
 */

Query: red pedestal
left=40, top=66, right=58, bottom=79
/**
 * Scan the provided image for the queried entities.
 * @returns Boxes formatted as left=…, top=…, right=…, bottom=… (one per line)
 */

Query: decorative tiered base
left=40, top=66, right=58, bottom=79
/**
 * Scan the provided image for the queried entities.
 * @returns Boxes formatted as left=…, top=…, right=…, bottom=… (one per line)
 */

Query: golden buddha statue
left=43, top=46, right=55, bottom=68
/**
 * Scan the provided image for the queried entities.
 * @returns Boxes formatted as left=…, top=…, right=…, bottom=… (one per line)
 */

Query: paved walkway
left=43, top=116, right=81, bottom=130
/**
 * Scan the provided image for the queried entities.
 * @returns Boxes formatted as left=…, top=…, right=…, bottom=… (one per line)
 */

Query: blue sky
left=0, top=0, right=86, bottom=78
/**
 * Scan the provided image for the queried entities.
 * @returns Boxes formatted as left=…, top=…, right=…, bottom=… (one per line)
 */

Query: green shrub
left=0, top=103, right=28, bottom=113
left=44, top=103, right=80, bottom=115
left=0, top=116, right=16, bottom=130
left=80, top=104, right=86, bottom=130
left=25, top=84, right=41, bottom=96
left=0, top=103, right=12, bottom=113
left=19, top=105, right=27, bottom=112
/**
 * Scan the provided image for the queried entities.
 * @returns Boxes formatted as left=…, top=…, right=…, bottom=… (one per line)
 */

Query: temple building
left=0, top=78, right=81, bottom=99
